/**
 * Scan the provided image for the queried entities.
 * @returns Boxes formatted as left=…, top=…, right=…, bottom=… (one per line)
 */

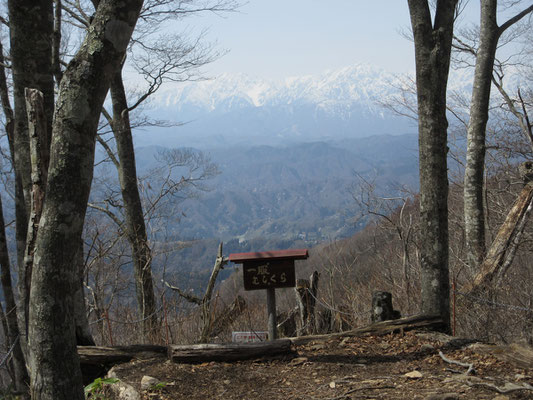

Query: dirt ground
left=107, top=331, right=533, bottom=400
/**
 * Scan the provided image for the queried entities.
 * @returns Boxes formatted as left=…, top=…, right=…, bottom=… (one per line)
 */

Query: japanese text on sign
left=242, top=259, right=295, bottom=290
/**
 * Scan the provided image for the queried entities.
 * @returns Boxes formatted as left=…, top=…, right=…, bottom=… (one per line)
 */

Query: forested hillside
left=85, top=134, right=420, bottom=294
left=135, top=134, right=419, bottom=241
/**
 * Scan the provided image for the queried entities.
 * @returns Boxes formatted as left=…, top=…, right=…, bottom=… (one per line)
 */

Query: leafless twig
left=438, top=350, right=476, bottom=375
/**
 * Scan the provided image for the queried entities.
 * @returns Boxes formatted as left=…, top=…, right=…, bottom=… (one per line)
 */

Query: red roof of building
left=228, top=249, right=309, bottom=263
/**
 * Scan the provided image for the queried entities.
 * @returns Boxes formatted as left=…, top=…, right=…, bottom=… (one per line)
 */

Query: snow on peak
left=151, top=63, right=398, bottom=112
left=149, top=63, right=473, bottom=117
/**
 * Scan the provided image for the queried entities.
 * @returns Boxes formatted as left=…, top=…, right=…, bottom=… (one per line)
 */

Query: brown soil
left=109, top=332, right=533, bottom=400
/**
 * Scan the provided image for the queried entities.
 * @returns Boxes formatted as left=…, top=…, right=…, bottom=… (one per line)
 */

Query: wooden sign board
left=232, top=331, right=268, bottom=343
left=242, top=259, right=296, bottom=291
left=228, top=249, right=308, bottom=340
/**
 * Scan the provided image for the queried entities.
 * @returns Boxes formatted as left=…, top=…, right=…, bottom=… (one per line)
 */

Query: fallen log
left=78, top=344, right=167, bottom=365
left=169, top=339, right=294, bottom=363
left=289, top=314, right=446, bottom=345
left=78, top=344, right=167, bottom=384
left=350, top=314, right=446, bottom=336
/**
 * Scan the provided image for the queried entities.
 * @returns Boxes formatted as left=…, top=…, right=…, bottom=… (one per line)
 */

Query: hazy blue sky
left=187, top=1, right=479, bottom=79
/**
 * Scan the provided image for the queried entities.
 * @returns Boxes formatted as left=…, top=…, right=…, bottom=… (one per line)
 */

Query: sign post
left=266, top=287, right=277, bottom=340
left=229, top=249, right=309, bottom=341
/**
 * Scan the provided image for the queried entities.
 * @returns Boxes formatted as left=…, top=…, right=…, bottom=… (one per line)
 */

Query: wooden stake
left=266, top=288, right=277, bottom=340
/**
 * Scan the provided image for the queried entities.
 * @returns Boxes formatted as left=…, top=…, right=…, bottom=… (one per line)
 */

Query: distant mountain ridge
left=134, top=134, right=420, bottom=243
left=136, top=63, right=475, bottom=148
left=155, top=64, right=394, bottom=112
left=136, top=64, right=423, bottom=148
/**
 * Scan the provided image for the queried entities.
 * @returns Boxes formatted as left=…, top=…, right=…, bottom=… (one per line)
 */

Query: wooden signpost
left=229, top=249, right=309, bottom=341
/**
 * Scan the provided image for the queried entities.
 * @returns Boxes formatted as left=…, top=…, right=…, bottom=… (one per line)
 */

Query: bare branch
left=87, top=202, right=124, bottom=231
left=498, top=5, right=533, bottom=35
left=163, top=280, right=202, bottom=305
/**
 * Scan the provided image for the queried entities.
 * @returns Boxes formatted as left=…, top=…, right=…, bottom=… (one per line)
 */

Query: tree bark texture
left=21, top=89, right=49, bottom=370
left=26, top=1, right=143, bottom=399
left=7, top=0, right=54, bottom=268
left=109, top=70, right=157, bottom=341
left=26, top=92, right=94, bottom=350
left=7, top=0, right=54, bottom=371
left=407, top=0, right=457, bottom=330
left=463, top=0, right=498, bottom=270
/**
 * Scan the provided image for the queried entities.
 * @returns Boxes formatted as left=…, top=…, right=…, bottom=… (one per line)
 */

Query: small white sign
left=232, top=331, right=268, bottom=343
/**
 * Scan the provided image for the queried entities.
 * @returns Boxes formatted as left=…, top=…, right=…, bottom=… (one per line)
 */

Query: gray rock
left=420, top=343, right=435, bottom=352
left=107, top=367, right=141, bottom=400
left=141, top=375, right=160, bottom=391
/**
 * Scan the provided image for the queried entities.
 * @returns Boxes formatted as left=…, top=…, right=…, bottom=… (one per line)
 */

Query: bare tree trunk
left=463, top=1, right=533, bottom=270
left=7, top=0, right=54, bottom=366
left=73, top=238, right=95, bottom=346
left=295, top=272, right=319, bottom=336
left=109, top=69, right=158, bottom=341
left=200, top=243, right=228, bottom=342
left=22, top=89, right=49, bottom=380
left=0, top=302, right=14, bottom=382
left=463, top=0, right=498, bottom=269
left=0, top=194, right=29, bottom=395
left=25, top=1, right=143, bottom=398
left=407, top=0, right=457, bottom=331
left=8, top=0, right=54, bottom=197
left=0, top=41, right=29, bottom=396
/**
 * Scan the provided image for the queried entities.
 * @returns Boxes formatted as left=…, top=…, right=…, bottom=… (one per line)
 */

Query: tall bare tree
left=462, top=0, right=533, bottom=269
left=0, top=40, right=29, bottom=396
left=6, top=0, right=145, bottom=397
left=407, top=0, right=458, bottom=330
left=7, top=2, right=55, bottom=373
left=61, top=0, right=234, bottom=341
left=108, top=69, right=159, bottom=339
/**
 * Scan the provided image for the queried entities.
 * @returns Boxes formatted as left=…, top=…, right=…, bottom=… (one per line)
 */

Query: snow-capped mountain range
left=135, top=63, right=472, bottom=148
left=155, top=64, right=394, bottom=112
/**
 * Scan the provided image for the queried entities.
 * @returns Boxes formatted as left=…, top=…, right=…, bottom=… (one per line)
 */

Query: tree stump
left=295, top=271, right=319, bottom=335
left=371, top=291, right=401, bottom=323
